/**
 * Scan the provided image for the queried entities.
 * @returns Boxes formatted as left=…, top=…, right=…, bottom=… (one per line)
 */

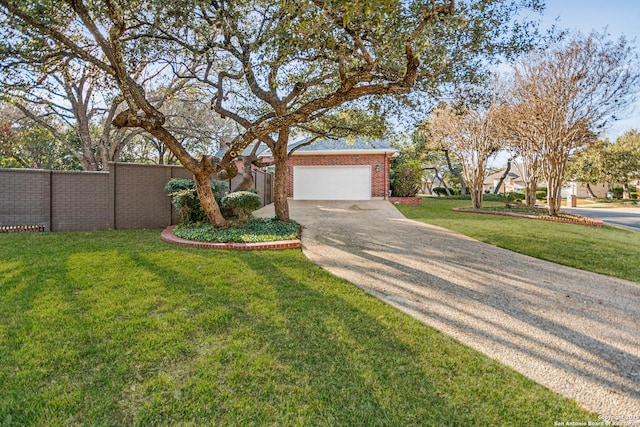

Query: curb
left=160, top=226, right=301, bottom=250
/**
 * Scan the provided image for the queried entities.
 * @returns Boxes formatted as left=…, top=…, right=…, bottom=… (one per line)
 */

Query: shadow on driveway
left=259, top=200, right=640, bottom=416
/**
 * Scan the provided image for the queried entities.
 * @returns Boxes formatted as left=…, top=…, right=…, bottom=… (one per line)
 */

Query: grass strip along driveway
left=396, top=198, right=640, bottom=283
left=0, top=230, right=596, bottom=425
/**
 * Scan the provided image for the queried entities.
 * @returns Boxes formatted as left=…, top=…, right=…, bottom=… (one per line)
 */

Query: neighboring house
left=483, top=169, right=526, bottom=194
left=482, top=166, right=612, bottom=198
left=562, top=182, right=610, bottom=198
left=241, top=137, right=397, bottom=200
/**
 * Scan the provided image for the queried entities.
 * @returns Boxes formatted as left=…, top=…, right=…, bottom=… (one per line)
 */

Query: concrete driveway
left=257, top=200, right=640, bottom=416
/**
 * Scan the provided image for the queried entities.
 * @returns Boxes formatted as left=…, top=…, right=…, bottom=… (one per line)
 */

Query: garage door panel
left=294, top=166, right=371, bottom=200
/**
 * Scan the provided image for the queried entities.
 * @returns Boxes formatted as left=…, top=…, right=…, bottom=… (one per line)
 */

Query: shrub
left=500, top=192, right=524, bottom=207
left=445, top=194, right=472, bottom=200
left=610, top=186, right=624, bottom=198
left=483, top=193, right=502, bottom=202
left=165, top=178, right=228, bottom=225
left=391, top=160, right=422, bottom=197
left=169, top=189, right=206, bottom=225
left=165, top=178, right=196, bottom=193
left=221, top=191, right=262, bottom=222
left=535, top=190, right=547, bottom=200
left=432, top=187, right=448, bottom=196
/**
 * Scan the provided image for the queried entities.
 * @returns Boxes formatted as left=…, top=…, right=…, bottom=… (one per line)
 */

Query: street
left=563, top=206, right=640, bottom=231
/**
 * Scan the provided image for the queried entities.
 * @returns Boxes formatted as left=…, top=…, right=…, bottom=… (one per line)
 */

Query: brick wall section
left=51, top=171, right=111, bottom=231
left=0, top=168, right=51, bottom=230
left=287, top=153, right=390, bottom=198
left=0, top=163, right=273, bottom=232
left=388, top=197, right=422, bottom=206
left=114, top=163, right=177, bottom=229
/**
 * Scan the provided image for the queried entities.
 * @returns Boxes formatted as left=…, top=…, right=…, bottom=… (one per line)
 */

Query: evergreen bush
left=391, top=160, right=422, bottom=197
left=432, top=187, right=448, bottom=196
left=165, top=178, right=228, bottom=225
left=221, top=191, right=262, bottom=222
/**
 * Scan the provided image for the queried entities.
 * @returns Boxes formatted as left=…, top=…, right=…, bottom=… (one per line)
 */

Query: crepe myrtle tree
left=429, top=102, right=502, bottom=208
left=0, top=0, right=543, bottom=226
left=507, top=31, right=640, bottom=215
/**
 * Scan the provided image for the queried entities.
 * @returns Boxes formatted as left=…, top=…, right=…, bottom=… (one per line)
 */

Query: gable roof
left=215, top=143, right=271, bottom=158
left=288, top=137, right=397, bottom=156
left=216, top=137, right=397, bottom=159
left=483, top=168, right=525, bottom=185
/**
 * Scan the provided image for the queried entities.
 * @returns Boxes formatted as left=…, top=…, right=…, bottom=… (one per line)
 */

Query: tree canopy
left=1, top=0, right=544, bottom=225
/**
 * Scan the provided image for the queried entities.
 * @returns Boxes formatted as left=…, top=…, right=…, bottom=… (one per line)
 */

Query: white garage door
left=293, top=166, right=371, bottom=200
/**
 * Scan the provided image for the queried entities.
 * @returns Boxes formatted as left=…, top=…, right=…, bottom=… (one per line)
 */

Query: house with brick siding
left=226, top=138, right=398, bottom=200
left=284, top=138, right=397, bottom=200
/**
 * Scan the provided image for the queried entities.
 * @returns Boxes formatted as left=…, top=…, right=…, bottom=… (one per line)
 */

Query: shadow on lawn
left=129, top=247, right=476, bottom=425
left=0, top=230, right=597, bottom=425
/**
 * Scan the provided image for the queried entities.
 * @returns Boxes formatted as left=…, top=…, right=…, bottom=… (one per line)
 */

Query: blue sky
left=539, top=0, right=640, bottom=138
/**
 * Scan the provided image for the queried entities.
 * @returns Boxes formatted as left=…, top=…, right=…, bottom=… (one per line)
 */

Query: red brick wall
left=287, top=153, right=390, bottom=198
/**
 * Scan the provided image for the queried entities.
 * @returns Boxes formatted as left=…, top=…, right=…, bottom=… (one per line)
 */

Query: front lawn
left=0, top=230, right=596, bottom=425
left=397, top=198, right=640, bottom=283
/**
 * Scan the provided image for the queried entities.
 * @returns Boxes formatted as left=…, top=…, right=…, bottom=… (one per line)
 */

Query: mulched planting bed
left=452, top=206, right=604, bottom=227
left=162, top=217, right=302, bottom=250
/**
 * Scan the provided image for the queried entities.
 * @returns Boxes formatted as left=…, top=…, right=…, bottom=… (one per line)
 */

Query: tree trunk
left=546, top=176, right=563, bottom=215
left=471, top=161, right=485, bottom=209
left=493, top=158, right=512, bottom=194
left=432, top=168, right=452, bottom=196
left=273, top=130, right=290, bottom=221
left=585, top=183, right=597, bottom=198
left=443, top=149, right=466, bottom=195
left=623, top=182, right=631, bottom=199
left=525, top=180, right=537, bottom=207
left=471, top=188, right=483, bottom=208
left=193, top=171, right=227, bottom=227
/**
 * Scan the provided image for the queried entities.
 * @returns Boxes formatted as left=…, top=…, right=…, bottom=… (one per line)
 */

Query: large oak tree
left=1, top=0, right=543, bottom=226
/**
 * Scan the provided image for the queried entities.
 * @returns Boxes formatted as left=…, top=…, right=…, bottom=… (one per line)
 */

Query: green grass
left=0, top=230, right=596, bottom=425
left=397, top=198, right=640, bottom=283
left=174, top=217, right=301, bottom=243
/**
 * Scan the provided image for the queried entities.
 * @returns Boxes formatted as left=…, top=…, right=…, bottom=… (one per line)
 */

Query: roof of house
left=216, top=137, right=397, bottom=159
left=484, top=169, right=524, bottom=184
left=287, top=137, right=397, bottom=156
left=215, top=143, right=269, bottom=158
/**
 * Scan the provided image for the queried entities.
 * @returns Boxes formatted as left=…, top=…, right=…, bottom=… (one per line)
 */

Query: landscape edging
left=161, top=226, right=301, bottom=250
left=452, top=208, right=604, bottom=227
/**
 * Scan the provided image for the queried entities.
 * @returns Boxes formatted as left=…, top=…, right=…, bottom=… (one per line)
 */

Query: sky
left=538, top=0, right=640, bottom=139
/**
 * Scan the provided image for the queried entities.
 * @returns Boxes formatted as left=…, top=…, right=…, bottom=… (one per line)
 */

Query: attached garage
left=229, top=137, right=397, bottom=201
left=254, top=137, right=397, bottom=201
left=293, top=166, right=371, bottom=200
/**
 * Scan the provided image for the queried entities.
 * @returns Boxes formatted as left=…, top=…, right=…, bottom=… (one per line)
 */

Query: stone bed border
left=452, top=208, right=604, bottom=227
left=161, top=226, right=301, bottom=250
